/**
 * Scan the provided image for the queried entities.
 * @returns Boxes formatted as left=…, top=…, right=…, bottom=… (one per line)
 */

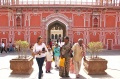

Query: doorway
left=47, top=21, right=66, bottom=43
left=107, top=39, right=113, bottom=50
left=1, top=38, right=7, bottom=47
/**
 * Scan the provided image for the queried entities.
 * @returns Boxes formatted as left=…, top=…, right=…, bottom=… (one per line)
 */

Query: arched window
left=59, top=27, right=62, bottom=30
left=55, top=34, right=58, bottom=39
left=55, top=26, right=58, bottom=30
left=51, top=34, right=54, bottom=39
left=94, top=17, right=98, bottom=27
left=16, top=16, right=20, bottom=26
left=59, top=34, right=61, bottom=38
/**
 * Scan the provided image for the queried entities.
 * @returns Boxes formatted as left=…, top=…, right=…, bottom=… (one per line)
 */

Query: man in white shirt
left=72, top=38, right=86, bottom=78
left=1, top=41, right=7, bottom=53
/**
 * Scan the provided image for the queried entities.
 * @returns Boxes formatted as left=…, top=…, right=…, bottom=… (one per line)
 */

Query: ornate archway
left=43, top=13, right=72, bottom=43
left=47, top=21, right=66, bottom=43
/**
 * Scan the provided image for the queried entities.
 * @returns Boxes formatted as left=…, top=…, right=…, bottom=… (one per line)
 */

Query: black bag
left=42, top=47, right=45, bottom=51
left=70, top=53, right=73, bottom=57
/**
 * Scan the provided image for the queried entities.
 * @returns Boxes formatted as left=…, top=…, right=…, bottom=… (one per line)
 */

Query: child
left=59, top=56, right=65, bottom=77
left=46, top=48, right=53, bottom=73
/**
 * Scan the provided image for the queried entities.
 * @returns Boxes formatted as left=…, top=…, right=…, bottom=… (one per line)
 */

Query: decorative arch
left=43, top=13, right=71, bottom=43
left=16, top=16, right=21, bottom=26
left=45, top=13, right=71, bottom=29
left=46, top=13, right=70, bottom=23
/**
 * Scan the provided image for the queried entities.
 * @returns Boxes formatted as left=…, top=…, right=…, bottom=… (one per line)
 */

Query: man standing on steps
left=1, top=41, right=7, bottom=53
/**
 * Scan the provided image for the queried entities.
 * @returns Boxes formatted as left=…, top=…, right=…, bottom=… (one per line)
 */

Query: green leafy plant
left=87, top=42, right=103, bottom=59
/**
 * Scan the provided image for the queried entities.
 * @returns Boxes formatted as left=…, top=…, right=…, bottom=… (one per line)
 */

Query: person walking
left=32, top=36, right=48, bottom=79
left=72, top=38, right=86, bottom=78
left=9, top=42, right=13, bottom=52
left=54, top=43, right=60, bottom=69
left=49, top=39, right=52, bottom=49
left=45, top=48, right=53, bottom=73
left=59, top=36, right=72, bottom=77
left=1, top=41, right=7, bottom=53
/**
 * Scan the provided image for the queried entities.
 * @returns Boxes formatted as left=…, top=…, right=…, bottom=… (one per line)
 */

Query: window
left=93, top=17, right=98, bottom=27
left=55, top=34, right=58, bottom=39
left=51, top=34, right=54, bottom=39
left=92, top=14, right=99, bottom=27
left=59, top=27, right=62, bottom=30
left=55, top=26, right=59, bottom=30
left=59, top=34, right=61, bottom=37
left=16, top=16, right=20, bottom=26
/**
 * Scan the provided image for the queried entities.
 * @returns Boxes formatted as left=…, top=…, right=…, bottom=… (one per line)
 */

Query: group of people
left=0, top=41, right=14, bottom=54
left=32, top=36, right=86, bottom=79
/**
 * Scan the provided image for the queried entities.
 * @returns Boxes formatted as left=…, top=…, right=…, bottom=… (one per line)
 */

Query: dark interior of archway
left=47, top=21, right=66, bottom=43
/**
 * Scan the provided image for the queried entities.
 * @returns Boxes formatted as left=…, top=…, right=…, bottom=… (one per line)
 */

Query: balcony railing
left=0, top=1, right=120, bottom=7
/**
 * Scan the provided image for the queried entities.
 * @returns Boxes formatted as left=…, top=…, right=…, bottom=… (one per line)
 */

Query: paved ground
left=0, top=50, right=120, bottom=79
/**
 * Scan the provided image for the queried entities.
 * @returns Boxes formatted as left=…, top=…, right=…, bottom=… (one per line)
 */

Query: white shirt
left=1, top=43, right=5, bottom=47
left=58, top=42, right=65, bottom=47
left=46, top=51, right=53, bottom=61
left=33, top=43, right=48, bottom=58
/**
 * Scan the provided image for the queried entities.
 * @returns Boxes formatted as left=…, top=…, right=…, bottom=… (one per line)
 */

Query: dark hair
left=64, top=36, right=69, bottom=41
left=37, top=36, right=42, bottom=43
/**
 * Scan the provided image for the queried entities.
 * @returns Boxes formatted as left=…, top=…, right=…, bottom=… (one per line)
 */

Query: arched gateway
left=43, top=13, right=72, bottom=43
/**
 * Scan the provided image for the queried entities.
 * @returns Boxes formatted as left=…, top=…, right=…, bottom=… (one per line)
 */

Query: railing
left=0, top=1, right=120, bottom=7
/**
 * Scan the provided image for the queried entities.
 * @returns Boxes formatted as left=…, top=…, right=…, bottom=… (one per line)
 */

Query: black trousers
left=1, top=47, right=7, bottom=53
left=36, top=57, right=45, bottom=79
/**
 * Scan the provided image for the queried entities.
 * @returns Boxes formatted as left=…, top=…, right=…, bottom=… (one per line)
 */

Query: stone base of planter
left=83, top=57, right=108, bottom=75
left=10, top=56, right=33, bottom=75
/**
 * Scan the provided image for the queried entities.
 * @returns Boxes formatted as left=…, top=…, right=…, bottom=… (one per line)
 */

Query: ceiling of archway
left=48, top=21, right=66, bottom=31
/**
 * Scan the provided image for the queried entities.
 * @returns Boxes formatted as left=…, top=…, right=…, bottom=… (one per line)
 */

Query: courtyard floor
left=0, top=50, right=120, bottom=79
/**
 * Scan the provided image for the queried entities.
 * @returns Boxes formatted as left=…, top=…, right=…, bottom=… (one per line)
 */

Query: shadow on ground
left=59, top=75, right=86, bottom=79
left=89, top=74, right=113, bottom=79
left=9, top=74, right=31, bottom=79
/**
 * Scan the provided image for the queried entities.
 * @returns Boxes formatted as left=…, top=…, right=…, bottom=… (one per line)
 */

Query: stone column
left=100, top=0, right=103, bottom=5
left=11, top=0, right=15, bottom=5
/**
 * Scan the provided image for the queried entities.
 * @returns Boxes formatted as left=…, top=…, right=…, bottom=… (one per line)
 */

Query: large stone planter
left=83, top=57, right=108, bottom=75
left=10, top=56, right=33, bottom=75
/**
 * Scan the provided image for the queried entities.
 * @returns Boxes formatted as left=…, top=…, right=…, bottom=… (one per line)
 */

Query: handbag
left=70, top=52, right=73, bottom=57
left=69, top=49, right=73, bottom=57
left=59, top=57, right=65, bottom=67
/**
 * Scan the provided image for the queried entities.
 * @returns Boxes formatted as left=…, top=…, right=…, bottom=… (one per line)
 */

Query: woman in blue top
left=54, top=43, right=60, bottom=68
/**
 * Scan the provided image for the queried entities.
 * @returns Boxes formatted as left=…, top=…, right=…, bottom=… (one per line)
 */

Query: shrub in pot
left=84, top=42, right=108, bottom=75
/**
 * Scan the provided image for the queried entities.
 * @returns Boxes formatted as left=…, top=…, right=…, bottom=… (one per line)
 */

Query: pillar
left=100, top=0, right=103, bottom=5
left=11, top=0, right=15, bottom=5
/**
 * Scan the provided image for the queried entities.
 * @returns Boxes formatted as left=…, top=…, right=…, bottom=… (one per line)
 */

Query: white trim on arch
left=46, top=13, right=70, bottom=22
left=45, top=19, right=68, bottom=43
left=45, top=13, right=70, bottom=43
left=46, top=18, right=68, bottom=30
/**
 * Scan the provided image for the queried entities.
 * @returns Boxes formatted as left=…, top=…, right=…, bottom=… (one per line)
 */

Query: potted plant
left=83, top=42, right=108, bottom=75
left=15, top=40, right=29, bottom=59
left=10, top=40, right=33, bottom=74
